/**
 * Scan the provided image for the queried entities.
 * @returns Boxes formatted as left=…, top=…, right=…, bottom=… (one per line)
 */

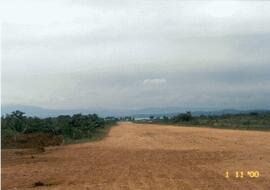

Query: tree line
left=146, top=111, right=270, bottom=131
left=1, top=110, right=117, bottom=148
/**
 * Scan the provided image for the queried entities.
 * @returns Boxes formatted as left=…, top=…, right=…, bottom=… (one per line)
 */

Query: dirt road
left=2, top=122, right=270, bottom=189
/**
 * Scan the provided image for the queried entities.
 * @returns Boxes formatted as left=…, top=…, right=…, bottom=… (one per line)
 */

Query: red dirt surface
left=2, top=122, right=270, bottom=189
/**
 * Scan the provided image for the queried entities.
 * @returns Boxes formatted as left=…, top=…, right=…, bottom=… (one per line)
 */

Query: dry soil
left=2, top=122, right=270, bottom=190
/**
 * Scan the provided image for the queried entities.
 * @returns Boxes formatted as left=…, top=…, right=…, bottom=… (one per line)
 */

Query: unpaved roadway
left=2, top=122, right=270, bottom=189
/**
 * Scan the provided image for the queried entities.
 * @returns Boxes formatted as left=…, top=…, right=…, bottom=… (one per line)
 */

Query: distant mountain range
left=1, top=105, right=270, bottom=118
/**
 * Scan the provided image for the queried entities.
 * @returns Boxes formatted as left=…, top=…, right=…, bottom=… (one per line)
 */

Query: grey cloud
left=2, top=0, right=270, bottom=110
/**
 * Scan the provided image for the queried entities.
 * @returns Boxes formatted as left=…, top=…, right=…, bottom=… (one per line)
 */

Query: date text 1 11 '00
left=225, top=171, right=260, bottom=178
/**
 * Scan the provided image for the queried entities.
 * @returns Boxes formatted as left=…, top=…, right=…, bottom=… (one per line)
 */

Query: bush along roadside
left=1, top=110, right=118, bottom=149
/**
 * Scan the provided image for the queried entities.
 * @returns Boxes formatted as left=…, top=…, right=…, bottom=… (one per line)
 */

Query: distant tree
left=163, top=116, right=169, bottom=121
left=249, top=112, right=258, bottom=116
left=183, top=111, right=192, bottom=121
left=10, top=110, right=28, bottom=133
left=171, top=112, right=193, bottom=122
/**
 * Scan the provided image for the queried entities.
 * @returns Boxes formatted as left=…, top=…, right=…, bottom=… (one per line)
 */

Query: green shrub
left=1, top=110, right=115, bottom=148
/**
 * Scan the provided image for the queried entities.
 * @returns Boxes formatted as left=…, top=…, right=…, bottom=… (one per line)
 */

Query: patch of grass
left=135, top=113, right=270, bottom=131
left=63, top=124, right=115, bottom=144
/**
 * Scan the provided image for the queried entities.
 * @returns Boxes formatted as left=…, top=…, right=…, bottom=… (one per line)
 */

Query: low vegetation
left=141, top=112, right=270, bottom=131
left=1, top=110, right=117, bottom=149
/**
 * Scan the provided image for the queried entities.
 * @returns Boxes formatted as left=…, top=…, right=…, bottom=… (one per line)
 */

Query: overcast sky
left=1, top=0, right=270, bottom=110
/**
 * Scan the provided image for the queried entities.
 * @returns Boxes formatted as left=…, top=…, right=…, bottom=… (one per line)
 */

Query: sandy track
left=2, top=122, right=270, bottom=190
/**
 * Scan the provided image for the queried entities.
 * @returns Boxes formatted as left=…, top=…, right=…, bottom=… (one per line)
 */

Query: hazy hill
left=2, top=105, right=269, bottom=118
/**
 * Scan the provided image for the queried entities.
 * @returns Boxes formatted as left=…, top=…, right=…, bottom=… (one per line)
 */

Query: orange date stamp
left=225, top=170, right=260, bottom=178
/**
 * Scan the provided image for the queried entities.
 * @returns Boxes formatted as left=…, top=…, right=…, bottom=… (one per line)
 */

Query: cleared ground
left=2, top=122, right=270, bottom=190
